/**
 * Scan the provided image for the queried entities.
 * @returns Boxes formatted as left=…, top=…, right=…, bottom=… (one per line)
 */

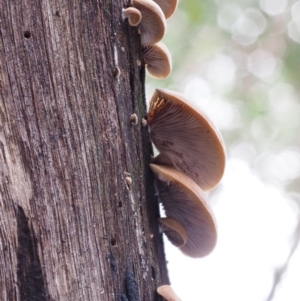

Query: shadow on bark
left=17, top=206, right=49, bottom=301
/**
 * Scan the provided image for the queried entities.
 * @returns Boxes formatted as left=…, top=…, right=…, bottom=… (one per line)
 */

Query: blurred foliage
left=285, top=43, right=300, bottom=84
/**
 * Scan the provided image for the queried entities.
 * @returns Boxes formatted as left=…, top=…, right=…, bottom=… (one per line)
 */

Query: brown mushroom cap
left=150, top=164, right=217, bottom=258
left=157, top=285, right=182, bottom=301
left=153, top=0, right=179, bottom=19
left=151, top=152, right=173, bottom=166
left=142, top=42, right=172, bottom=79
left=122, top=7, right=142, bottom=26
left=148, top=89, right=226, bottom=191
left=159, top=217, right=188, bottom=247
left=132, top=0, right=166, bottom=45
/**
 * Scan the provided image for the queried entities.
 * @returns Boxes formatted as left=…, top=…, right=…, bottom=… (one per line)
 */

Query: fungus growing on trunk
left=148, top=89, right=226, bottom=191
left=151, top=152, right=173, bottom=166
left=150, top=164, right=217, bottom=258
left=142, top=42, right=172, bottom=79
left=124, top=0, right=166, bottom=45
left=122, top=7, right=142, bottom=26
left=159, top=217, right=188, bottom=247
left=157, top=285, right=182, bottom=301
left=153, top=0, right=179, bottom=19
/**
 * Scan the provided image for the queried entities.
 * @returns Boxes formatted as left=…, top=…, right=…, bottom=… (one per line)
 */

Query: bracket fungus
left=159, top=217, right=188, bottom=247
left=157, top=285, right=182, bottom=301
left=150, top=164, right=217, bottom=258
left=122, top=7, right=142, bottom=26
left=124, top=0, right=166, bottom=45
left=148, top=89, right=226, bottom=191
left=142, top=42, right=172, bottom=79
left=151, top=152, right=173, bottom=166
left=153, top=0, right=179, bottom=19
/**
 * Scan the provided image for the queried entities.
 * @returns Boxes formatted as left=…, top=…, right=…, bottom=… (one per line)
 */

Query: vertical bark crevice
left=16, top=205, right=49, bottom=301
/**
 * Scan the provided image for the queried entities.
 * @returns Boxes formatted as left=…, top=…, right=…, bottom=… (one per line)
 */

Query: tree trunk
left=0, top=0, right=169, bottom=300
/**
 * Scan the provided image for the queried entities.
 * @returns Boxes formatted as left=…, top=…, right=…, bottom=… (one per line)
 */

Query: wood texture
left=0, top=0, right=169, bottom=300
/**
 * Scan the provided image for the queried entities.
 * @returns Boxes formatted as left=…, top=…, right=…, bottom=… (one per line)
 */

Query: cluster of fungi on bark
left=123, top=1, right=226, bottom=300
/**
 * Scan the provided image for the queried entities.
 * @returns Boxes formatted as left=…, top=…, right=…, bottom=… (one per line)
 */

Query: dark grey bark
left=0, top=0, right=169, bottom=300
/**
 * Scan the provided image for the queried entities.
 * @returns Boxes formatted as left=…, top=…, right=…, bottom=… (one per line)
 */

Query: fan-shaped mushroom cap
left=151, top=153, right=173, bottom=166
left=150, top=164, right=217, bottom=258
left=122, top=7, right=142, bottom=26
left=142, top=42, right=172, bottom=79
left=157, top=285, right=182, bottom=301
left=132, top=0, right=166, bottom=45
left=159, top=217, right=188, bottom=247
left=153, top=0, right=179, bottom=19
left=148, top=89, right=226, bottom=191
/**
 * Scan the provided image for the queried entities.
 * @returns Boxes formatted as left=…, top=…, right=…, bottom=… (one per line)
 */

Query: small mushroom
left=126, top=0, right=166, bottom=45
left=159, top=217, right=188, bottom=248
left=153, top=0, right=179, bottom=19
left=150, top=164, right=217, bottom=258
left=142, top=42, right=172, bottom=79
left=130, top=113, right=139, bottom=125
left=141, top=118, right=148, bottom=127
left=157, top=285, right=182, bottom=301
left=122, top=7, right=142, bottom=26
left=125, top=176, right=132, bottom=186
left=148, top=89, right=226, bottom=191
left=114, top=66, right=121, bottom=79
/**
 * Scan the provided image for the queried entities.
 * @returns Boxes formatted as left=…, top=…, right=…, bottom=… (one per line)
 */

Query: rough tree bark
left=0, top=0, right=169, bottom=300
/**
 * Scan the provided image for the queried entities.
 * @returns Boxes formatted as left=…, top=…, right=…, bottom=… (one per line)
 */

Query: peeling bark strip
left=0, top=0, right=169, bottom=300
